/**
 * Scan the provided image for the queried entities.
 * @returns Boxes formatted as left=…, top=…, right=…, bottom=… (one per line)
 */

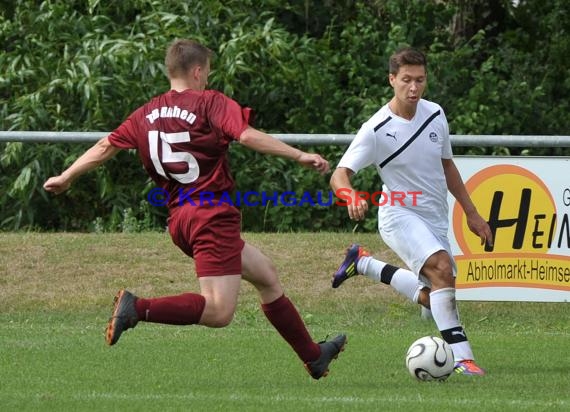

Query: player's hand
left=467, top=211, right=494, bottom=248
left=347, top=192, right=368, bottom=221
left=297, top=152, right=330, bottom=175
left=43, top=175, right=71, bottom=195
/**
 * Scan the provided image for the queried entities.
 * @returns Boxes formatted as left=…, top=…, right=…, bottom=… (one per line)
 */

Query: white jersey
left=337, top=99, right=452, bottom=235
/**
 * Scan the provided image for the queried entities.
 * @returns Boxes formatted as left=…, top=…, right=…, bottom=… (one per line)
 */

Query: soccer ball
left=405, top=336, right=454, bottom=381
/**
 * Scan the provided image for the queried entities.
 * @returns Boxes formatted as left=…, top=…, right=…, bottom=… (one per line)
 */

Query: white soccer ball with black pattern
left=405, top=336, right=454, bottom=381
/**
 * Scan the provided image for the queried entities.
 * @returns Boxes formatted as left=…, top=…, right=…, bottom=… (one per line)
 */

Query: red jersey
left=108, top=89, right=252, bottom=209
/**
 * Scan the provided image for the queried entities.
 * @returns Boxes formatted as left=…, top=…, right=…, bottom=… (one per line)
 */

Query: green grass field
left=1, top=232, right=569, bottom=411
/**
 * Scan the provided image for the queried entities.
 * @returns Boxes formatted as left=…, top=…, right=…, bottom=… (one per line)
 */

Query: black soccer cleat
left=105, top=289, right=139, bottom=346
left=304, top=334, right=347, bottom=379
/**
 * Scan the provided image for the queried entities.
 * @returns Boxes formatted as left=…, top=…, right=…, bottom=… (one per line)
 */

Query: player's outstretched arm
left=43, top=137, right=120, bottom=195
left=239, top=127, right=329, bottom=174
left=442, top=158, right=493, bottom=247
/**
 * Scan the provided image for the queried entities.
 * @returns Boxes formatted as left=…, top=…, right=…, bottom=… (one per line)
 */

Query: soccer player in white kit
left=330, top=47, right=493, bottom=376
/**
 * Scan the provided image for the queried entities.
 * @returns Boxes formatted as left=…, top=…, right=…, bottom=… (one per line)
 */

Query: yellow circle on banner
left=453, top=164, right=557, bottom=255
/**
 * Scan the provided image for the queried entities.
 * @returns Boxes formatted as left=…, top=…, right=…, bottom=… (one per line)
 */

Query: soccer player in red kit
left=43, top=39, right=346, bottom=379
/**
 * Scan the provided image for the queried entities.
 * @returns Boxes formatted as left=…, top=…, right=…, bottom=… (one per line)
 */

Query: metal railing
left=1, top=131, right=570, bottom=147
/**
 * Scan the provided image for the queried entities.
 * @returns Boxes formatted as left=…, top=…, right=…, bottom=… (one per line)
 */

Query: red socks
left=135, top=293, right=206, bottom=325
left=133, top=292, right=320, bottom=363
left=261, top=295, right=320, bottom=363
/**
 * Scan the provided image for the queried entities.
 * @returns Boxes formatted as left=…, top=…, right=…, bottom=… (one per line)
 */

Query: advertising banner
left=451, top=157, right=570, bottom=302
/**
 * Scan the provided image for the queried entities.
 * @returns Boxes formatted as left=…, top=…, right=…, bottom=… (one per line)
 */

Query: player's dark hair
left=165, top=39, right=212, bottom=78
left=389, top=47, right=427, bottom=75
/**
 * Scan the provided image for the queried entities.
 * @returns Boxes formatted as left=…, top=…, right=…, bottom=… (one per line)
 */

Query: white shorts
left=378, top=211, right=457, bottom=285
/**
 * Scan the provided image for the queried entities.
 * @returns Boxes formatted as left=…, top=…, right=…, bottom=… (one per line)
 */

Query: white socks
left=357, top=256, right=423, bottom=303
left=356, top=255, right=476, bottom=362
left=430, top=288, right=474, bottom=361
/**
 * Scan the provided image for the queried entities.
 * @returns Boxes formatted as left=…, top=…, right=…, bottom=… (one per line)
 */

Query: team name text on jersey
left=145, top=106, right=197, bottom=125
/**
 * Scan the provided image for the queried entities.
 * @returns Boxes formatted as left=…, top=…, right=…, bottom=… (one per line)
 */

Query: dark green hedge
left=1, top=0, right=569, bottom=231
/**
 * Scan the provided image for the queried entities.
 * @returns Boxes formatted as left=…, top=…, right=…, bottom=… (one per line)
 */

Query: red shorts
left=167, top=203, right=244, bottom=277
